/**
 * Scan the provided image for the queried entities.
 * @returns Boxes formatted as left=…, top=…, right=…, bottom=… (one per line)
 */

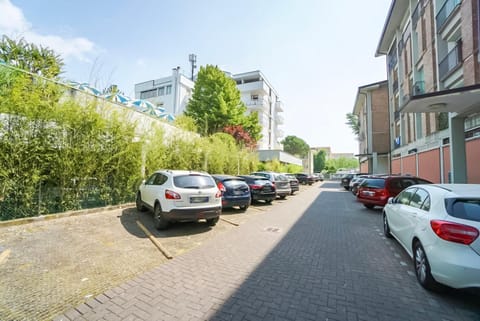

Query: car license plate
left=190, top=196, right=209, bottom=203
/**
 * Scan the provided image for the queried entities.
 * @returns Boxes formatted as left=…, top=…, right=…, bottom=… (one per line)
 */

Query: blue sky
left=1, top=0, right=391, bottom=154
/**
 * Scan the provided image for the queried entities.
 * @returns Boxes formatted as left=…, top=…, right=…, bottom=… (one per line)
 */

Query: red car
left=356, top=175, right=432, bottom=209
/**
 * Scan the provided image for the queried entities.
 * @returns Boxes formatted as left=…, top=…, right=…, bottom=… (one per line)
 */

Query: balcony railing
left=438, top=41, right=462, bottom=80
left=436, top=0, right=461, bottom=31
left=392, top=80, right=399, bottom=93
left=394, top=111, right=400, bottom=121
left=413, top=81, right=425, bottom=95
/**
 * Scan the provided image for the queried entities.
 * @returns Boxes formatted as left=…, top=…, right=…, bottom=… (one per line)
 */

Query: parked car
left=340, top=173, right=369, bottom=190
left=251, top=171, right=291, bottom=199
left=314, top=173, right=325, bottom=181
left=295, top=173, right=315, bottom=185
left=357, top=175, right=432, bottom=209
left=282, top=173, right=300, bottom=195
left=136, top=170, right=222, bottom=230
left=383, top=184, right=480, bottom=290
left=211, top=174, right=251, bottom=211
left=238, top=175, right=276, bottom=204
left=350, top=175, right=370, bottom=195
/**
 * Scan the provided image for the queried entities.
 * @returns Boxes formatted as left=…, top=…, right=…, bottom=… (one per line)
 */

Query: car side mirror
left=387, top=197, right=395, bottom=204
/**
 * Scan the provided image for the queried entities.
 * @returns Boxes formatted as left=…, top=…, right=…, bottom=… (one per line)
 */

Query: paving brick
left=51, top=183, right=480, bottom=321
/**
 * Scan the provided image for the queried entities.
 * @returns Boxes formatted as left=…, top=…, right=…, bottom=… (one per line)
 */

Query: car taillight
left=377, top=189, right=388, bottom=197
left=250, top=184, right=262, bottom=190
left=430, top=220, right=479, bottom=245
left=217, top=181, right=226, bottom=193
left=215, top=190, right=222, bottom=198
left=165, top=189, right=181, bottom=200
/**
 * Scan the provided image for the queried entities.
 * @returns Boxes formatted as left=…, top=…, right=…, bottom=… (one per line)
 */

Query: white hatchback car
left=383, top=184, right=480, bottom=290
left=136, top=170, right=222, bottom=230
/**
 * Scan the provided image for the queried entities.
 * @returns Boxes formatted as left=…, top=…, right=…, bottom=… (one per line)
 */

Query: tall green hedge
left=0, top=66, right=260, bottom=221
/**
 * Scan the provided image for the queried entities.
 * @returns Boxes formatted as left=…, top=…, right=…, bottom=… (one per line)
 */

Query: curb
left=0, top=203, right=135, bottom=228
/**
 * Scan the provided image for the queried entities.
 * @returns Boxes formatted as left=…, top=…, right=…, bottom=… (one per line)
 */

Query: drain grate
left=264, top=227, right=280, bottom=233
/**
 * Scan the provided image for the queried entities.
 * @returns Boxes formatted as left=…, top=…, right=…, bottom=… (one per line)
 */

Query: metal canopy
left=401, top=84, right=480, bottom=117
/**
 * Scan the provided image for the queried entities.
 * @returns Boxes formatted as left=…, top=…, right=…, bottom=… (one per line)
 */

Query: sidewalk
left=54, top=183, right=322, bottom=321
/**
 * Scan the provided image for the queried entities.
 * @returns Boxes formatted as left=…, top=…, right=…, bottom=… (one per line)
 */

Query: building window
left=140, top=89, right=158, bottom=99
left=166, top=85, right=172, bottom=95
left=251, top=94, right=258, bottom=100
left=158, top=86, right=165, bottom=96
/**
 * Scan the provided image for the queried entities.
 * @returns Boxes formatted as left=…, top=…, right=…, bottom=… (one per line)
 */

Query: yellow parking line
left=0, top=249, right=11, bottom=266
left=136, top=221, right=173, bottom=260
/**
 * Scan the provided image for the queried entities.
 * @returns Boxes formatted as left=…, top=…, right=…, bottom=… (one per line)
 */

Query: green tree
left=0, top=36, right=64, bottom=78
left=185, top=65, right=261, bottom=142
left=173, top=114, right=198, bottom=132
left=345, top=112, right=360, bottom=136
left=313, top=150, right=326, bottom=172
left=281, top=135, right=310, bottom=158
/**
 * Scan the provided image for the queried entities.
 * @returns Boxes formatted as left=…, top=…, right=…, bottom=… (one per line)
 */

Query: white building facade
left=231, top=70, right=285, bottom=150
left=134, top=69, right=285, bottom=151
left=134, top=67, right=194, bottom=115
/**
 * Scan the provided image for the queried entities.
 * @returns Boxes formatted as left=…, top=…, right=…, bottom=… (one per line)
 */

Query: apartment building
left=353, top=81, right=390, bottom=174
left=376, top=0, right=480, bottom=183
left=231, top=70, right=285, bottom=150
left=134, top=67, right=194, bottom=116
left=134, top=69, right=285, bottom=151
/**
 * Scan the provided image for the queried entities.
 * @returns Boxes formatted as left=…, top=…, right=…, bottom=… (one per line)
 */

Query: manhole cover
left=264, top=227, right=280, bottom=233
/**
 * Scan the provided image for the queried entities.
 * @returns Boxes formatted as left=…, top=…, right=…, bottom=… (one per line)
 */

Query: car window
left=223, top=179, right=247, bottom=188
left=361, top=178, right=385, bottom=188
left=173, top=175, right=215, bottom=189
left=421, top=196, right=431, bottom=211
left=276, top=174, right=287, bottom=181
left=446, top=199, right=480, bottom=222
left=397, top=188, right=416, bottom=205
left=153, top=173, right=167, bottom=185
left=400, top=178, right=418, bottom=189
left=145, top=173, right=157, bottom=185
left=415, top=178, right=432, bottom=185
left=410, top=188, right=429, bottom=210
left=254, top=178, right=270, bottom=185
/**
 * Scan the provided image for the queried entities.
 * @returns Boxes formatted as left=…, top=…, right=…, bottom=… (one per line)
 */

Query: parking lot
left=0, top=185, right=296, bottom=321
left=2, top=181, right=480, bottom=321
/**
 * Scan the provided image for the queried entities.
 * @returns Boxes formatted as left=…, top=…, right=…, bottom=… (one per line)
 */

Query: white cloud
left=0, top=0, right=96, bottom=62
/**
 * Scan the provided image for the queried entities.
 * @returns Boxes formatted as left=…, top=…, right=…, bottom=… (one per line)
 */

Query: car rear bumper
left=356, top=196, right=388, bottom=207
left=164, top=206, right=221, bottom=222
left=427, top=243, right=480, bottom=289
left=222, top=196, right=251, bottom=208
left=252, top=192, right=276, bottom=201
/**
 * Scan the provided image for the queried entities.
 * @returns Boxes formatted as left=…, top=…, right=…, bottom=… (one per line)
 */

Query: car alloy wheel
left=413, top=241, right=440, bottom=290
left=153, top=203, right=168, bottom=230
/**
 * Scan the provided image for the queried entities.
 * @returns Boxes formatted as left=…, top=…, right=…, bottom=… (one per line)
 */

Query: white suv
left=136, top=170, right=222, bottom=230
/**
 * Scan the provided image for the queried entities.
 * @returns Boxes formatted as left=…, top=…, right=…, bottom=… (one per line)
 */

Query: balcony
left=436, top=0, right=461, bottom=31
left=275, top=101, right=284, bottom=112
left=413, top=81, right=425, bottom=95
left=394, top=111, right=400, bottom=121
left=438, top=41, right=462, bottom=80
left=245, top=99, right=267, bottom=111
left=392, top=80, right=399, bottom=93
left=275, top=113, right=284, bottom=125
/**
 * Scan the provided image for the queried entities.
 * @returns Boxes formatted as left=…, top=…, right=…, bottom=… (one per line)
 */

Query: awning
left=401, top=84, right=480, bottom=117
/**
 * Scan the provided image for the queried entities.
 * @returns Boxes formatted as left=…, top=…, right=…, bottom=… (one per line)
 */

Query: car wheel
left=279, top=195, right=287, bottom=200
left=153, top=203, right=168, bottom=230
left=364, top=204, right=375, bottom=209
left=344, top=186, right=349, bottom=190
left=265, top=199, right=273, bottom=204
left=136, top=192, right=147, bottom=212
left=239, top=204, right=249, bottom=212
left=413, top=241, right=440, bottom=291
left=383, top=213, right=392, bottom=238
left=206, top=217, right=219, bottom=226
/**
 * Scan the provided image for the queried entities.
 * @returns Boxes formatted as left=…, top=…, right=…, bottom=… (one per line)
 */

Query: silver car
left=250, top=171, right=291, bottom=199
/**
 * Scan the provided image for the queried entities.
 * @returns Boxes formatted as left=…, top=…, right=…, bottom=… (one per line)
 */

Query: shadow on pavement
left=119, top=207, right=213, bottom=239
left=208, top=185, right=480, bottom=321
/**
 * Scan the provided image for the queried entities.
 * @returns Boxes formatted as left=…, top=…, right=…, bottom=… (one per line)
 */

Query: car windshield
left=174, top=175, right=215, bottom=189
left=362, top=178, right=385, bottom=188
left=446, top=198, right=480, bottom=222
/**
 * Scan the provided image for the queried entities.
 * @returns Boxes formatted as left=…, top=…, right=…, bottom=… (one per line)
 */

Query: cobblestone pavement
left=54, top=182, right=480, bottom=321
left=0, top=190, right=291, bottom=321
